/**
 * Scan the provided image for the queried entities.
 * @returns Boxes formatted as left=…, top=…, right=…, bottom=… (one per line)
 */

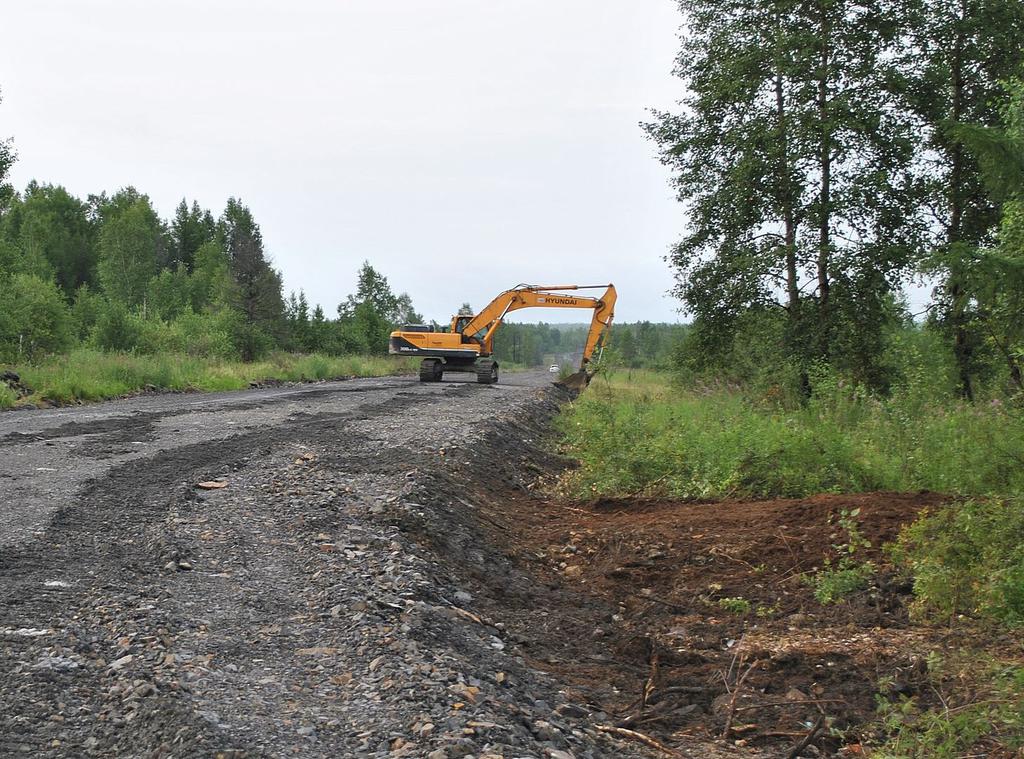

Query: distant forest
left=0, top=172, right=427, bottom=362
left=0, top=116, right=675, bottom=368
left=491, top=321, right=682, bottom=369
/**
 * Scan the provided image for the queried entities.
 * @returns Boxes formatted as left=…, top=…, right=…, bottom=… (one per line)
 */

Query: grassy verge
left=1, top=349, right=414, bottom=407
left=556, top=369, right=1024, bottom=499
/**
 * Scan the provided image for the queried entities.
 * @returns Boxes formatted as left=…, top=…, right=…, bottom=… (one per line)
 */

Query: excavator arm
left=578, top=285, right=616, bottom=367
left=459, top=284, right=616, bottom=389
left=460, top=284, right=616, bottom=365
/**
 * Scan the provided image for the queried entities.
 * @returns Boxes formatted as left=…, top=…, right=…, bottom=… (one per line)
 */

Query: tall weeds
left=2, top=350, right=412, bottom=407
left=558, top=370, right=1024, bottom=499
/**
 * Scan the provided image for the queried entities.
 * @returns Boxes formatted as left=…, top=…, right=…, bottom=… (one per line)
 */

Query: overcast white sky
left=1, top=0, right=686, bottom=324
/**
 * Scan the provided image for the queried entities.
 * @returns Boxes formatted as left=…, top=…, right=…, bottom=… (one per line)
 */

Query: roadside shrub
left=873, top=656, right=1024, bottom=758
left=173, top=310, right=238, bottom=359
left=890, top=498, right=1024, bottom=626
left=0, top=383, right=16, bottom=408
left=70, top=284, right=103, bottom=341
left=92, top=300, right=142, bottom=352
left=0, top=273, right=74, bottom=359
left=91, top=302, right=243, bottom=360
left=674, top=308, right=805, bottom=407
left=230, top=321, right=273, bottom=362
left=132, top=318, right=178, bottom=354
left=884, top=325, right=958, bottom=410
left=145, top=265, right=191, bottom=321
left=132, top=310, right=238, bottom=359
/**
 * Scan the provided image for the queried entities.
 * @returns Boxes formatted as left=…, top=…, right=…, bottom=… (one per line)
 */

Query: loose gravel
left=0, top=375, right=654, bottom=758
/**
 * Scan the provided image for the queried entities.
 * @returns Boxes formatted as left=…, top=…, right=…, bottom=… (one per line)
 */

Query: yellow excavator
left=388, top=283, right=616, bottom=388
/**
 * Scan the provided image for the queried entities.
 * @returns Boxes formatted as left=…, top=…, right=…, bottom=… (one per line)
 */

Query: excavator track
left=419, top=358, right=443, bottom=382
left=475, top=359, right=498, bottom=385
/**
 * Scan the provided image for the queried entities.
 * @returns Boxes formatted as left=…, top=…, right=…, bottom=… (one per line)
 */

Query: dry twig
left=596, top=725, right=684, bottom=758
left=642, top=646, right=660, bottom=709
left=733, top=697, right=846, bottom=713
left=617, top=698, right=673, bottom=729
left=786, top=713, right=825, bottom=759
left=708, top=546, right=760, bottom=570
left=649, top=685, right=706, bottom=700
left=628, top=590, right=688, bottom=612
left=721, top=658, right=761, bottom=739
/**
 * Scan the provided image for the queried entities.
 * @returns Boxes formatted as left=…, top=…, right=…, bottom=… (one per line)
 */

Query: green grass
left=557, top=369, right=1024, bottom=499
left=1, top=350, right=414, bottom=407
left=716, top=596, right=752, bottom=615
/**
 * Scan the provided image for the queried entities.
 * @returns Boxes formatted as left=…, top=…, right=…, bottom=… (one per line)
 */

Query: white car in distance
left=548, top=364, right=560, bottom=373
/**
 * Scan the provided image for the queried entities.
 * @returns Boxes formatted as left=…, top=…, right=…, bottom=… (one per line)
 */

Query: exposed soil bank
left=429, top=425, right=1020, bottom=757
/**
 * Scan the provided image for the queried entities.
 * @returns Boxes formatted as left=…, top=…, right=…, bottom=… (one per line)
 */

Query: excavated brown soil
left=460, top=486, right=1004, bottom=756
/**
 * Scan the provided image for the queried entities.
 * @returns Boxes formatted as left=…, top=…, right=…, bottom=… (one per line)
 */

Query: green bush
left=890, top=498, right=1024, bottom=626
left=809, top=562, right=875, bottom=604
left=132, top=309, right=239, bottom=359
left=805, top=508, right=876, bottom=603
left=173, top=310, right=238, bottom=358
left=145, top=265, right=192, bottom=320
left=0, top=273, right=74, bottom=359
left=70, top=285, right=103, bottom=341
left=92, top=300, right=141, bottom=352
left=673, top=307, right=806, bottom=406
left=873, top=657, right=1024, bottom=758
left=230, top=320, right=274, bottom=362
left=90, top=302, right=245, bottom=360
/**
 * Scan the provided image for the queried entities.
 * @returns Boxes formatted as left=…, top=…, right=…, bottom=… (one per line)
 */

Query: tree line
left=0, top=105, right=422, bottom=364
left=647, top=0, right=1024, bottom=399
left=490, top=321, right=682, bottom=368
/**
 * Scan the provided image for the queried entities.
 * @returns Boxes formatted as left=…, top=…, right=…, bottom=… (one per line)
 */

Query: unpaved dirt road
left=2, top=372, right=674, bottom=758
left=0, top=372, right=542, bottom=551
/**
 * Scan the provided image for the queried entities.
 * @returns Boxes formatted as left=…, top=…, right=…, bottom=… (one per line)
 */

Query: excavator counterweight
left=388, top=283, right=616, bottom=387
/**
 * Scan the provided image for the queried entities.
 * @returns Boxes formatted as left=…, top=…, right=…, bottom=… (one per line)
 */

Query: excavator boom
left=389, top=283, right=616, bottom=386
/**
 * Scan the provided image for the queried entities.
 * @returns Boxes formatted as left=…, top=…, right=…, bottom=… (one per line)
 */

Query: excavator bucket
left=554, top=369, right=591, bottom=393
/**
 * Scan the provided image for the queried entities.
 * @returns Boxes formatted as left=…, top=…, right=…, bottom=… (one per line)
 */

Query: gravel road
left=0, top=372, right=654, bottom=758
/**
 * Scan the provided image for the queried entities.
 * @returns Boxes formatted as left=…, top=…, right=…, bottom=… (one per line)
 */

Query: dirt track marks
left=0, top=373, right=656, bottom=758
left=0, top=377, right=456, bottom=549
